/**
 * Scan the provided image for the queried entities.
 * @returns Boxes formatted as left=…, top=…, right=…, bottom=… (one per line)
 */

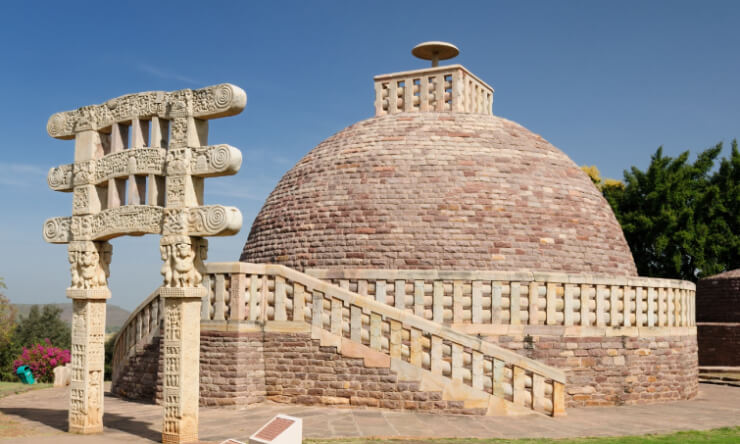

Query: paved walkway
left=1, top=383, right=739, bottom=443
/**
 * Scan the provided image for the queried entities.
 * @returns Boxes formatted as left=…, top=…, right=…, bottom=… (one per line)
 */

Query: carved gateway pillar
left=67, top=240, right=110, bottom=434
left=43, top=84, right=246, bottom=442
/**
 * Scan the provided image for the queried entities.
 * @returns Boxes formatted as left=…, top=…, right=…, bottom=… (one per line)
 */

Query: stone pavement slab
left=1, top=383, right=739, bottom=443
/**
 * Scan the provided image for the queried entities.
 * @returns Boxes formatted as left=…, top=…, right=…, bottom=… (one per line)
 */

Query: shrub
left=12, top=339, right=70, bottom=383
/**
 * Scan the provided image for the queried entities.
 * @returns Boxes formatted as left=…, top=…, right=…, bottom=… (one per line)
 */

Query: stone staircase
left=112, top=262, right=566, bottom=416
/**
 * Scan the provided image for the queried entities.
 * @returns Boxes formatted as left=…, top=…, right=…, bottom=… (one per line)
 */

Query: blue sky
left=1, top=1, right=738, bottom=311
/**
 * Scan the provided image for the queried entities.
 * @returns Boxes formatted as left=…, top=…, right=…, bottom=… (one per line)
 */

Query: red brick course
left=697, top=270, right=740, bottom=323
left=487, top=333, right=698, bottom=407
left=697, top=323, right=740, bottom=367
left=240, top=112, right=637, bottom=276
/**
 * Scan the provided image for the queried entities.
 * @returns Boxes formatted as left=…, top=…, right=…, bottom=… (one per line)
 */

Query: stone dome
left=240, top=111, right=638, bottom=276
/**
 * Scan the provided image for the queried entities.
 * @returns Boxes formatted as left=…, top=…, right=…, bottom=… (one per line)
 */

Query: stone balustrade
left=374, top=65, right=493, bottom=116
left=114, top=262, right=567, bottom=416
left=305, top=269, right=696, bottom=332
left=111, top=288, right=162, bottom=384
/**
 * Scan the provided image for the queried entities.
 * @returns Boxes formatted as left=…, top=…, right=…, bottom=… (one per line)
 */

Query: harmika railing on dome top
left=113, top=262, right=568, bottom=416
left=306, top=269, right=696, bottom=330
left=373, top=65, right=493, bottom=116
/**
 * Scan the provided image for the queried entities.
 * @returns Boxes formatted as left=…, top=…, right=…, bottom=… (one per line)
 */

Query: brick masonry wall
left=199, top=331, right=266, bottom=407
left=241, top=113, right=637, bottom=277
left=112, top=336, right=161, bottom=401
left=696, top=274, right=740, bottom=322
left=113, top=327, right=697, bottom=410
left=486, top=333, right=698, bottom=407
left=697, top=323, right=740, bottom=367
left=261, top=332, right=483, bottom=414
left=112, top=331, right=267, bottom=407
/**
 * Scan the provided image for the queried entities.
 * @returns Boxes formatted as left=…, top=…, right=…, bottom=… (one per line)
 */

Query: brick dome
left=240, top=111, right=637, bottom=276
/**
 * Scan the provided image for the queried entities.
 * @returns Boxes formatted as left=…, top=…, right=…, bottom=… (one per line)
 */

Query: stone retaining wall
left=697, top=323, right=740, bottom=367
left=113, top=325, right=698, bottom=410
left=262, top=332, right=483, bottom=414
left=111, top=336, right=161, bottom=402
left=487, top=333, right=698, bottom=407
left=113, top=328, right=481, bottom=413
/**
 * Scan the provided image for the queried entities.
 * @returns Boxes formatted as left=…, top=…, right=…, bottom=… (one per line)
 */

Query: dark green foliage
left=604, top=141, right=740, bottom=282
left=12, top=305, right=71, bottom=350
left=104, top=335, right=115, bottom=381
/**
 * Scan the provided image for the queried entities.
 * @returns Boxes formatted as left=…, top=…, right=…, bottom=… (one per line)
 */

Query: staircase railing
left=204, top=262, right=565, bottom=415
left=113, top=262, right=568, bottom=416
left=111, top=287, right=162, bottom=384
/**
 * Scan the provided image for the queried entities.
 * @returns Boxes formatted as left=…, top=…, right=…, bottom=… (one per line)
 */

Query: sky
left=0, top=1, right=738, bottom=311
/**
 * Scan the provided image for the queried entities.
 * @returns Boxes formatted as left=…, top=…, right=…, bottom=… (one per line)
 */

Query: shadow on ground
left=0, top=403, right=160, bottom=442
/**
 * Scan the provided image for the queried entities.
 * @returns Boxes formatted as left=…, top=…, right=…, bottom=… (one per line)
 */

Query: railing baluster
left=431, top=335, right=443, bottom=375
left=350, top=305, right=362, bottom=342
left=248, top=274, right=259, bottom=322
left=610, top=285, right=619, bottom=327
left=395, top=279, right=405, bottom=311
left=472, top=280, right=482, bottom=324
left=493, top=359, right=504, bottom=397
left=596, top=284, right=606, bottom=326
left=492, top=282, right=502, bottom=324
left=293, top=283, right=305, bottom=322
left=376, top=280, right=387, bottom=304
left=370, top=313, right=382, bottom=350
left=214, top=274, right=226, bottom=321
left=564, top=284, right=574, bottom=326
left=433, top=281, right=443, bottom=323
left=580, top=284, right=590, bottom=326
left=274, top=275, right=287, bottom=321
left=389, top=320, right=402, bottom=359
left=623, top=285, right=632, bottom=327
left=553, top=381, right=565, bottom=416
left=532, top=374, right=545, bottom=412
left=331, top=297, right=342, bottom=336
left=410, top=328, right=422, bottom=367
left=312, top=290, right=323, bottom=329
left=513, top=366, right=526, bottom=406
left=546, top=282, right=556, bottom=325
left=528, top=282, right=539, bottom=325
left=201, top=274, right=211, bottom=320
left=453, top=280, right=463, bottom=323
left=414, top=280, right=425, bottom=317
left=510, top=282, right=521, bottom=325
left=472, top=351, right=483, bottom=390
left=451, top=344, right=463, bottom=382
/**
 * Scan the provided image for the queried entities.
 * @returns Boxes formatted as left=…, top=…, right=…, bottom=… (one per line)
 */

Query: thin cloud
left=137, top=63, right=200, bottom=85
left=0, top=163, right=48, bottom=187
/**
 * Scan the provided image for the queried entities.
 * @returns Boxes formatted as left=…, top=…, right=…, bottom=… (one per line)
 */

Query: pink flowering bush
left=13, top=339, right=70, bottom=383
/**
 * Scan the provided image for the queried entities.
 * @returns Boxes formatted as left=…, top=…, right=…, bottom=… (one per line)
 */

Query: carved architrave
left=44, top=205, right=242, bottom=243
left=47, top=84, right=246, bottom=140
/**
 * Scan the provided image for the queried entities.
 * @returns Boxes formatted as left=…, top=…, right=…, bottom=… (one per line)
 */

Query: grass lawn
left=0, top=381, right=52, bottom=399
left=304, top=427, right=740, bottom=444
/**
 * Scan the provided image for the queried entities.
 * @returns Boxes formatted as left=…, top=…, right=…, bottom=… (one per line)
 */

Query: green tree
left=709, top=140, right=740, bottom=271
left=13, top=305, right=71, bottom=351
left=603, top=142, right=739, bottom=281
left=0, top=278, right=18, bottom=380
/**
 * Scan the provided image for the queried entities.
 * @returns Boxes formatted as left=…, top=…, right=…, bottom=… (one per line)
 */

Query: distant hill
left=13, top=303, right=131, bottom=333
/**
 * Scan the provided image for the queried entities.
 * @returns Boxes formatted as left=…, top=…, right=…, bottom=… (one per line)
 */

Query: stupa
left=112, top=43, right=698, bottom=416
